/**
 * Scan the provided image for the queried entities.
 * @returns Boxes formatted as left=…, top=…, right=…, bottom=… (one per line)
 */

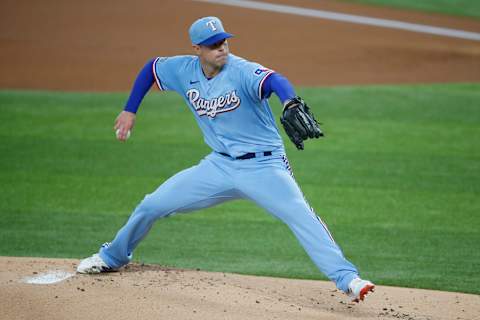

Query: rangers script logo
left=186, top=89, right=241, bottom=118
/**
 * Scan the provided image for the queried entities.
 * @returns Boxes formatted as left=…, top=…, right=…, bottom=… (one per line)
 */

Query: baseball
left=116, top=129, right=131, bottom=140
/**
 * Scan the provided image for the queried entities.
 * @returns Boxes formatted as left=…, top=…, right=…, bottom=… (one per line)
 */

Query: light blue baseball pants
left=100, top=151, right=359, bottom=292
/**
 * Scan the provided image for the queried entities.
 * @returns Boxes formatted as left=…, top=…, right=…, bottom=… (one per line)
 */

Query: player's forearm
left=261, top=72, right=296, bottom=105
left=123, top=58, right=156, bottom=113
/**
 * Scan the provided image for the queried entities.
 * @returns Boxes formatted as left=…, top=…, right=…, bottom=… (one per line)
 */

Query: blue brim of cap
left=198, top=32, right=233, bottom=46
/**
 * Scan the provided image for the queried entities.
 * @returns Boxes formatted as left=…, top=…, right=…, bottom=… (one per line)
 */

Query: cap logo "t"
left=206, top=20, right=217, bottom=31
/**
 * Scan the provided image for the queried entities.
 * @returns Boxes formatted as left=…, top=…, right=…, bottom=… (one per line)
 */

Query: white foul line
left=193, top=0, right=480, bottom=41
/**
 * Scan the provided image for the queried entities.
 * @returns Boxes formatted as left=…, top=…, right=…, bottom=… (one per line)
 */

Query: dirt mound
left=1, top=257, right=478, bottom=320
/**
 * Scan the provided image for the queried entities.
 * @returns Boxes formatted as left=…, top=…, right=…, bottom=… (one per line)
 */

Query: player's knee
left=134, top=195, right=172, bottom=220
left=274, top=203, right=316, bottom=225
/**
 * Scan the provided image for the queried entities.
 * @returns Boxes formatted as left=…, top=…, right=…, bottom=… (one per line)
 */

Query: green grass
left=345, top=0, right=480, bottom=19
left=0, top=84, right=479, bottom=294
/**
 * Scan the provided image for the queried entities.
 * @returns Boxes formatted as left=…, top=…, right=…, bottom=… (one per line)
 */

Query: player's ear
left=192, top=44, right=201, bottom=56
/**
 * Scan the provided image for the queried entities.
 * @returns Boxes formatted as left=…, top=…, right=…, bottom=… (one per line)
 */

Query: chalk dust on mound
left=0, top=257, right=478, bottom=320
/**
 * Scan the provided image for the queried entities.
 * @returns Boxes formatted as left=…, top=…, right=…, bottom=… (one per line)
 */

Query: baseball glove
left=280, top=96, right=324, bottom=150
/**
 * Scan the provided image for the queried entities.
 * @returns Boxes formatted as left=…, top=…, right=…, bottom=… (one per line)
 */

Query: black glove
left=280, top=96, right=324, bottom=150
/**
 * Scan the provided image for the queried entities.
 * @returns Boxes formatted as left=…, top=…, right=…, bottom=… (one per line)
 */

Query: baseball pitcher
left=77, top=16, right=374, bottom=302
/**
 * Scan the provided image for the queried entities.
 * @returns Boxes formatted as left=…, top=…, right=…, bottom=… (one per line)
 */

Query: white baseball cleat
left=77, top=253, right=114, bottom=274
left=347, top=277, right=375, bottom=302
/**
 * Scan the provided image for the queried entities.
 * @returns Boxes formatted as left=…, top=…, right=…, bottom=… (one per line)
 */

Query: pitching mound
left=1, top=257, right=478, bottom=320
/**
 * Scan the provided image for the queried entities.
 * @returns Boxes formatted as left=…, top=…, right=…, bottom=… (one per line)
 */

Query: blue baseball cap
left=189, top=16, right=233, bottom=46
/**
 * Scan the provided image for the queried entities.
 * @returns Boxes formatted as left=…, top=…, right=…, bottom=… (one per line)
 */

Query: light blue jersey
left=153, top=54, right=284, bottom=157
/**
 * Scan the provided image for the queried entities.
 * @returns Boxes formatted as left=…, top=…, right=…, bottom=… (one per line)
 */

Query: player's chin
left=216, top=55, right=228, bottom=66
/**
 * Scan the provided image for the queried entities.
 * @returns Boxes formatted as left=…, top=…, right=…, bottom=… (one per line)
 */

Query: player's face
left=194, top=39, right=229, bottom=69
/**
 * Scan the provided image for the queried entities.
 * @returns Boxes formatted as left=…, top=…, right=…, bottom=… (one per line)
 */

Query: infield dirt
left=1, top=257, right=479, bottom=320
left=1, top=0, right=479, bottom=91
left=1, top=0, right=479, bottom=319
